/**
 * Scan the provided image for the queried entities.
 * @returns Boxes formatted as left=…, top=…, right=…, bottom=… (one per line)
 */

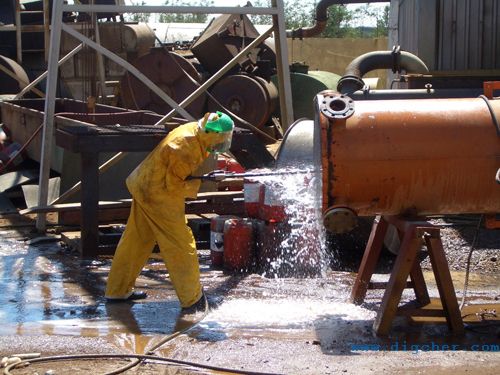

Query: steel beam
left=62, top=5, right=280, bottom=15
left=36, top=0, right=64, bottom=231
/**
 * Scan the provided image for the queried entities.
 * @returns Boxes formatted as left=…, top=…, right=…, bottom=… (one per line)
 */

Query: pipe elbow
left=287, top=21, right=327, bottom=39
left=337, top=49, right=429, bottom=94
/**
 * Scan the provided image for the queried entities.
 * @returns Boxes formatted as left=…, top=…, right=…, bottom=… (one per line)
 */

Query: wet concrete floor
left=0, top=227, right=499, bottom=374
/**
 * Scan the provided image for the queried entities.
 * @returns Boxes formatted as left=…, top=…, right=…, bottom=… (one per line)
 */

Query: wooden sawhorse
left=350, top=215, right=464, bottom=336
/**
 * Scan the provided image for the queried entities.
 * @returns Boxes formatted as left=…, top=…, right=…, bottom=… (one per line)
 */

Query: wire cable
left=459, top=214, right=483, bottom=312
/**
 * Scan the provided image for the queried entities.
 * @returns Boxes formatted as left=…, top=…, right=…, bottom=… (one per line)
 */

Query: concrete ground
left=0, top=217, right=498, bottom=375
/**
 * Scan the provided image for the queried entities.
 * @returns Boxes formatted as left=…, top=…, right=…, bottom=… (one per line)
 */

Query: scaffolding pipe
left=36, top=0, right=64, bottom=231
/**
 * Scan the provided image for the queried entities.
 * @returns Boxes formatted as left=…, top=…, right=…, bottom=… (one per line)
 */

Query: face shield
left=199, top=111, right=234, bottom=154
left=206, top=130, right=233, bottom=154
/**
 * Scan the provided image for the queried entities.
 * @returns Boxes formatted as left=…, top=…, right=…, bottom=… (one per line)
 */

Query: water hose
left=4, top=354, right=282, bottom=375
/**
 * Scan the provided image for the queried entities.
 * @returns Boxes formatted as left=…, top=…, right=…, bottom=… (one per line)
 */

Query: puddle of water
left=201, top=297, right=376, bottom=331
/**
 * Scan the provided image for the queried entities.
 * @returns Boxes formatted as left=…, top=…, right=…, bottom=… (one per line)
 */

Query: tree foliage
left=159, top=0, right=215, bottom=23
left=249, top=0, right=389, bottom=38
left=126, top=1, right=150, bottom=23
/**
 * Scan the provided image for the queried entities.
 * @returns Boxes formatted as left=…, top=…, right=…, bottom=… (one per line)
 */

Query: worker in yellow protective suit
left=105, top=112, right=234, bottom=312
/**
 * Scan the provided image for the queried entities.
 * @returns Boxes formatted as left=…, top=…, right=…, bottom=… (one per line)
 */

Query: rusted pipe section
left=316, top=92, right=500, bottom=233
left=286, top=0, right=389, bottom=39
left=337, top=48, right=429, bottom=94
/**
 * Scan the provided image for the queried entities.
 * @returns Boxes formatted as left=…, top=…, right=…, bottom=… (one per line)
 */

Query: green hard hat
left=205, top=111, right=234, bottom=133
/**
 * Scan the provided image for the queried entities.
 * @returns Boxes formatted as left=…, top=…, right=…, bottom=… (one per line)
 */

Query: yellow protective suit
left=105, top=121, right=227, bottom=307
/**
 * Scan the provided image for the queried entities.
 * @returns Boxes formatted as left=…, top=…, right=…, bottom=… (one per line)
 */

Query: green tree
left=159, top=0, right=215, bottom=23
left=127, top=1, right=150, bottom=23
left=249, top=1, right=388, bottom=39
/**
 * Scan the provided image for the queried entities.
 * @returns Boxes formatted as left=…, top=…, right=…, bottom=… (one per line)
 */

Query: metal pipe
left=349, top=88, right=484, bottom=101
left=36, top=0, right=64, bottom=232
left=337, top=48, right=429, bottom=94
left=62, top=4, right=280, bottom=15
left=286, top=0, right=389, bottom=38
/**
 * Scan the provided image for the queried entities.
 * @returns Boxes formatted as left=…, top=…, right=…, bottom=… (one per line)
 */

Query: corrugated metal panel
left=398, top=0, right=419, bottom=53
left=394, top=0, right=500, bottom=71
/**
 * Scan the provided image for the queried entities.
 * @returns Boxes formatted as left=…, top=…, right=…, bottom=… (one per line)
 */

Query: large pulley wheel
left=120, top=48, right=205, bottom=117
left=0, top=55, right=29, bottom=95
left=208, top=74, right=278, bottom=130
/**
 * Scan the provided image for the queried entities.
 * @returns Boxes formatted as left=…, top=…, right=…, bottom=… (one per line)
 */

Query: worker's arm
left=164, top=137, right=204, bottom=199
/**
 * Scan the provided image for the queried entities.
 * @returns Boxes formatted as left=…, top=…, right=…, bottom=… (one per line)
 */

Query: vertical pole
left=94, top=16, right=108, bottom=104
left=387, top=0, right=399, bottom=87
left=271, top=0, right=294, bottom=131
left=15, top=0, right=22, bottom=63
left=36, top=0, right=64, bottom=232
left=43, top=0, right=50, bottom=62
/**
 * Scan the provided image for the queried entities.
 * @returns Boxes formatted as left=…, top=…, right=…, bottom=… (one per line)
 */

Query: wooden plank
left=424, top=234, right=464, bottom=334
left=373, top=226, right=422, bottom=335
left=20, top=200, right=132, bottom=215
left=21, top=191, right=244, bottom=214
left=351, top=216, right=389, bottom=305
left=369, top=281, right=413, bottom=290
left=409, top=261, right=431, bottom=305
left=80, top=151, right=100, bottom=258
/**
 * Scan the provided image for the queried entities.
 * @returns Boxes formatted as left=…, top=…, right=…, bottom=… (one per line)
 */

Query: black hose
left=4, top=354, right=283, bottom=375
left=103, top=293, right=210, bottom=375
left=478, top=95, right=500, bottom=137
left=337, top=48, right=429, bottom=94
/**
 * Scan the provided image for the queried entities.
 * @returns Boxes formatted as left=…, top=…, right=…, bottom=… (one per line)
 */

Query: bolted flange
left=323, top=206, right=358, bottom=234
left=318, top=93, right=355, bottom=120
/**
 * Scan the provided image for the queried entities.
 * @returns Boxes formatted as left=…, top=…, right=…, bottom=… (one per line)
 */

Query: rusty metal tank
left=317, top=91, right=500, bottom=233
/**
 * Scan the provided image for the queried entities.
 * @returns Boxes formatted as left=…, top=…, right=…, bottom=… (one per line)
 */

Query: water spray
left=187, top=168, right=316, bottom=182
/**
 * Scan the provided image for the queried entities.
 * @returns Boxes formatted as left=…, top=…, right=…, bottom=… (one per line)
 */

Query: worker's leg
left=141, top=199, right=203, bottom=308
left=105, top=200, right=156, bottom=299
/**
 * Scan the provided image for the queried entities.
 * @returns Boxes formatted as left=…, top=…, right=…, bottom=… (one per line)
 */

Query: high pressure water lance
left=187, top=168, right=316, bottom=182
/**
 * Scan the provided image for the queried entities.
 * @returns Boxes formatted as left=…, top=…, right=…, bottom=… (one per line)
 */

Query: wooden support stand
left=351, top=215, right=464, bottom=336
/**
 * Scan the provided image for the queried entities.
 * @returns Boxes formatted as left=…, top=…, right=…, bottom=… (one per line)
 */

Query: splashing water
left=246, top=166, right=327, bottom=279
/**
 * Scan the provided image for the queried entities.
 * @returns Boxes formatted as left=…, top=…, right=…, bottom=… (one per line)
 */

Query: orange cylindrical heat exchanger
left=316, top=91, right=500, bottom=232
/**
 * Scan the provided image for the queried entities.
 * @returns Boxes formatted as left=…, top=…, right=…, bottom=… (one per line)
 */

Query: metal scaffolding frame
left=36, top=1, right=294, bottom=231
